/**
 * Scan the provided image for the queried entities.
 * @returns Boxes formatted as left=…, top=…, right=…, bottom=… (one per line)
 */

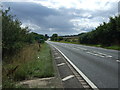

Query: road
left=47, top=41, right=119, bottom=88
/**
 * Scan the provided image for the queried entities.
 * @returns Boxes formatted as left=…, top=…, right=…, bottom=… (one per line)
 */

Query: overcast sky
left=1, top=0, right=118, bottom=36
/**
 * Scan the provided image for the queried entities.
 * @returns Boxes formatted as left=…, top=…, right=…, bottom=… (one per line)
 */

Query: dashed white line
left=93, top=51, right=113, bottom=58
left=87, top=51, right=90, bottom=53
left=106, top=55, right=112, bottom=58
left=86, top=51, right=112, bottom=58
left=57, top=63, right=65, bottom=67
left=96, top=52, right=107, bottom=56
left=76, top=47, right=87, bottom=51
left=86, top=52, right=104, bottom=57
left=95, top=54, right=105, bottom=57
left=116, top=60, right=120, bottom=63
left=62, top=75, right=74, bottom=81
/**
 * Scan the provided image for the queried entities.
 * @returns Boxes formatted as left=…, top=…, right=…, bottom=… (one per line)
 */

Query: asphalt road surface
left=47, top=41, right=120, bottom=88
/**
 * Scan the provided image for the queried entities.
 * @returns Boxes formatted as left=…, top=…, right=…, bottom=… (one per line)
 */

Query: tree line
left=50, top=15, right=120, bottom=47
left=50, top=34, right=63, bottom=41
left=79, top=15, right=120, bottom=46
left=2, top=8, right=48, bottom=59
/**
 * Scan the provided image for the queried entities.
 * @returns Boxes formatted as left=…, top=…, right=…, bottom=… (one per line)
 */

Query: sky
left=1, top=0, right=119, bottom=36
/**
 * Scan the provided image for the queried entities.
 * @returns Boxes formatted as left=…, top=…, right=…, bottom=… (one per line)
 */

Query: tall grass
left=2, top=43, right=54, bottom=88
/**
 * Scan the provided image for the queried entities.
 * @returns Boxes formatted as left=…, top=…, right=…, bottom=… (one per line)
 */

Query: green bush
left=2, top=8, right=46, bottom=60
left=79, top=15, right=120, bottom=46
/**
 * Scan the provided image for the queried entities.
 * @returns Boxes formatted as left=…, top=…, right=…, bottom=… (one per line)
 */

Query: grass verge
left=104, top=45, right=120, bottom=50
left=53, top=40, right=79, bottom=44
left=53, top=40, right=120, bottom=50
left=3, top=43, right=54, bottom=88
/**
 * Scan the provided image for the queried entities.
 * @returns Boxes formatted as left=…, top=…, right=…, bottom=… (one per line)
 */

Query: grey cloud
left=2, top=2, right=118, bottom=36
left=2, top=2, right=59, bottom=20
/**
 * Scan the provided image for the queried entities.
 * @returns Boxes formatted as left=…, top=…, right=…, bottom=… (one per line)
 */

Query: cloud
left=1, top=1, right=118, bottom=36
left=21, top=22, right=41, bottom=31
left=2, top=0, right=118, bottom=10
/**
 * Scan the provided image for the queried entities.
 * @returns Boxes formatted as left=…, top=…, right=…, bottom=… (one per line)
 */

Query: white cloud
left=2, top=0, right=118, bottom=11
left=1, top=0, right=32, bottom=2
left=70, top=18, right=100, bottom=31
left=21, top=21, right=41, bottom=31
left=49, top=28, right=55, bottom=31
left=26, top=0, right=118, bottom=12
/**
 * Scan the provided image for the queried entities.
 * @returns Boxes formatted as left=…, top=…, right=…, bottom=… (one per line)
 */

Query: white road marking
left=51, top=44, right=98, bottom=90
left=86, top=51, right=113, bottom=58
left=81, top=82, right=87, bottom=85
left=55, top=57, right=61, bottom=59
left=57, top=63, right=65, bottom=66
left=95, top=54, right=105, bottom=57
left=76, top=47, right=87, bottom=51
left=80, top=80, right=85, bottom=82
left=62, top=75, right=74, bottom=81
left=116, top=60, right=120, bottom=63
left=94, top=54, right=99, bottom=55
left=106, top=55, right=112, bottom=58
left=86, top=52, right=92, bottom=54
left=96, top=52, right=107, bottom=56
left=86, top=52, right=104, bottom=57
left=93, top=51, right=113, bottom=58
left=83, top=85, right=90, bottom=88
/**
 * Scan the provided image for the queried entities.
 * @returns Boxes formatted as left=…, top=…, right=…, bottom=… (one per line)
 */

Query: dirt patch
left=18, top=77, right=63, bottom=88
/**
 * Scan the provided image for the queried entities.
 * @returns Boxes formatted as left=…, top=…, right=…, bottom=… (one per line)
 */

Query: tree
left=2, top=8, right=46, bottom=59
left=45, top=34, right=49, bottom=40
left=79, top=15, right=120, bottom=46
left=51, top=34, right=58, bottom=41
left=57, top=36, right=63, bottom=41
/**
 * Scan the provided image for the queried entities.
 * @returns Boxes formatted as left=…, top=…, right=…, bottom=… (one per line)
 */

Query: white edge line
left=50, top=44, right=99, bottom=90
